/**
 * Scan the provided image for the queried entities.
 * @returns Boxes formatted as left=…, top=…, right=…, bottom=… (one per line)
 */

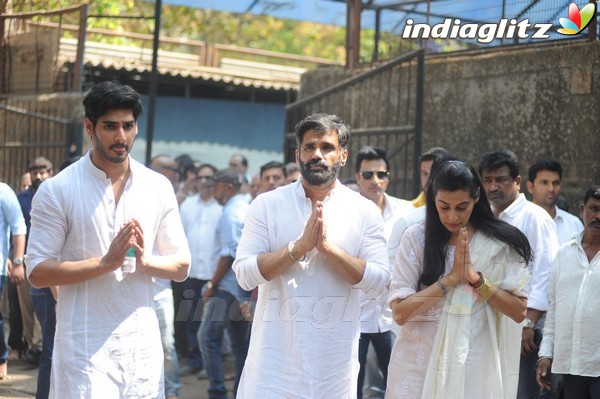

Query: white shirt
left=179, top=194, right=222, bottom=280
left=386, top=223, right=529, bottom=399
left=25, top=153, right=191, bottom=399
left=497, top=193, right=559, bottom=312
left=233, top=180, right=389, bottom=398
left=554, top=206, right=583, bottom=245
left=0, top=183, right=26, bottom=276
left=387, top=206, right=426, bottom=272
left=382, top=193, right=414, bottom=239
left=214, top=193, right=248, bottom=297
left=539, top=232, right=600, bottom=377
left=360, top=193, right=413, bottom=333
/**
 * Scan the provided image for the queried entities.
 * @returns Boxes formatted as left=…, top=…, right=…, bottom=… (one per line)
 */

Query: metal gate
left=284, top=49, right=424, bottom=199
left=0, top=96, right=83, bottom=190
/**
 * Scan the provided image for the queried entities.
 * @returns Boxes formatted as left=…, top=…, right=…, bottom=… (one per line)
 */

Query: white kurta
left=496, top=194, right=558, bottom=312
left=25, top=153, right=190, bottom=399
left=233, top=180, right=390, bottom=399
left=360, top=194, right=414, bottom=333
left=539, top=232, right=600, bottom=377
left=386, top=223, right=529, bottom=399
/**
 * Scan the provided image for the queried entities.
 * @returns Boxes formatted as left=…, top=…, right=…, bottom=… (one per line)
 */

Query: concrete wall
left=1, top=93, right=285, bottom=190
left=300, top=41, right=600, bottom=211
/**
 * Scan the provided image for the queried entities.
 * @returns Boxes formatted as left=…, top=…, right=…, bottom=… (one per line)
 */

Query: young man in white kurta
left=25, top=81, right=190, bottom=399
left=26, top=153, right=190, bottom=398
left=233, top=114, right=389, bottom=398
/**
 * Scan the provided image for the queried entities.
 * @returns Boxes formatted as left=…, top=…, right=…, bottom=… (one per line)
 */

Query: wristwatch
left=523, top=318, right=535, bottom=329
left=206, top=281, right=214, bottom=290
left=12, top=257, right=23, bottom=266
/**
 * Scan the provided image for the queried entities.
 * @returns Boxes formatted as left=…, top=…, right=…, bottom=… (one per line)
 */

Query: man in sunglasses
left=354, top=146, right=414, bottom=399
left=233, top=113, right=389, bottom=398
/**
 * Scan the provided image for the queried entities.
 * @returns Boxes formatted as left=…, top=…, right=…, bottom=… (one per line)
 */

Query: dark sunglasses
left=359, top=171, right=389, bottom=180
left=196, top=175, right=215, bottom=181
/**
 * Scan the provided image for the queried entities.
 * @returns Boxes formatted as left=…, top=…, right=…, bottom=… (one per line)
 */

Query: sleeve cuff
left=234, top=256, right=268, bottom=291
left=352, top=261, right=388, bottom=299
left=527, top=294, right=548, bottom=312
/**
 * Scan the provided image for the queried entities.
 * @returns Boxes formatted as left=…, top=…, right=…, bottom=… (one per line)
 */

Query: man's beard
left=299, top=158, right=342, bottom=186
left=92, top=132, right=130, bottom=164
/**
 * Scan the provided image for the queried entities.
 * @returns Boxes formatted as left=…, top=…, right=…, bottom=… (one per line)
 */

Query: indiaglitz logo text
left=401, top=2, right=597, bottom=43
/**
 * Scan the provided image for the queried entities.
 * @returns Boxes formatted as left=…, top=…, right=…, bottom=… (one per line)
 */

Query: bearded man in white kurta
left=25, top=81, right=191, bottom=399
left=233, top=114, right=389, bottom=398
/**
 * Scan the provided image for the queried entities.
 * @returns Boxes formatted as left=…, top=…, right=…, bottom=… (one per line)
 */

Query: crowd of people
left=0, top=81, right=597, bottom=399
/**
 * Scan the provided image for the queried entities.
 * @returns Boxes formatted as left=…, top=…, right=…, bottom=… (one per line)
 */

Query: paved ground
left=0, top=356, right=235, bottom=399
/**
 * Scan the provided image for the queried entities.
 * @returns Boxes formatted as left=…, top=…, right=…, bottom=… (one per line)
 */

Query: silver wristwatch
left=523, top=318, right=535, bottom=329
left=12, top=257, right=24, bottom=266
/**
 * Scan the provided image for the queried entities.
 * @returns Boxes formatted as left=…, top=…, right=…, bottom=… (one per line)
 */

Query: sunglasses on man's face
left=359, top=171, right=390, bottom=180
left=196, top=175, right=215, bottom=181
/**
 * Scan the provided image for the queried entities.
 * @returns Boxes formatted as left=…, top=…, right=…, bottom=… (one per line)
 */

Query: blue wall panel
left=137, top=96, right=285, bottom=152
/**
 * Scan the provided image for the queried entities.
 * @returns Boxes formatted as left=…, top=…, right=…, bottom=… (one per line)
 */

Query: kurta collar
left=498, top=193, right=527, bottom=220
left=83, top=149, right=139, bottom=182
left=295, top=178, right=343, bottom=202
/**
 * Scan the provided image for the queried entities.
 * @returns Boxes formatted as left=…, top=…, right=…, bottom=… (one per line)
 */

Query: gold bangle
left=476, top=275, right=494, bottom=300
left=287, top=240, right=307, bottom=263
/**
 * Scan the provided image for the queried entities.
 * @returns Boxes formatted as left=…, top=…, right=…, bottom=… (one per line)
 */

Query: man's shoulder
left=386, top=194, right=414, bottom=211
left=519, top=199, right=554, bottom=221
left=16, top=187, right=32, bottom=203
left=223, top=195, right=249, bottom=216
left=554, top=234, right=582, bottom=262
left=0, top=182, right=13, bottom=195
left=556, top=207, right=582, bottom=224
left=0, top=183, right=18, bottom=206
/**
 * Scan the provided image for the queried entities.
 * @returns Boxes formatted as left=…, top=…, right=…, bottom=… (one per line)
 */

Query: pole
left=145, top=0, right=161, bottom=166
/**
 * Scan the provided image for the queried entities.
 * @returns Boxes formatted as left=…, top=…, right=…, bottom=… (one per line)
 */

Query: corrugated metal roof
left=60, top=38, right=302, bottom=91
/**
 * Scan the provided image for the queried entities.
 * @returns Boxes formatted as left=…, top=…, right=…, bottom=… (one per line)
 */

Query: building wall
left=300, top=41, right=600, bottom=211
left=132, top=96, right=285, bottom=175
left=1, top=93, right=286, bottom=190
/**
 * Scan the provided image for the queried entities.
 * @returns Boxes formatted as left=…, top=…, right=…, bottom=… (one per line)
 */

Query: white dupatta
left=421, top=231, right=529, bottom=399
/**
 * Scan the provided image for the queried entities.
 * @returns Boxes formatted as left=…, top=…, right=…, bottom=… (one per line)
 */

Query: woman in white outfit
left=386, top=160, right=531, bottom=399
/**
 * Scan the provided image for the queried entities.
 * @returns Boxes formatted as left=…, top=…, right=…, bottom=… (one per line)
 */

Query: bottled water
left=122, top=247, right=136, bottom=273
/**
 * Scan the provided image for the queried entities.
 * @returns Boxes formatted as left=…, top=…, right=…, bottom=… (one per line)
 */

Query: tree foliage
left=6, top=0, right=407, bottom=64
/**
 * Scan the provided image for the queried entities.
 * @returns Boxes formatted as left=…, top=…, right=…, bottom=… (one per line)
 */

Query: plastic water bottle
left=122, top=247, right=136, bottom=273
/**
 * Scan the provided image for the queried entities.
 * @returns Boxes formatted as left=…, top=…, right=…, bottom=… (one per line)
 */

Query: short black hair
left=260, top=161, right=286, bottom=178
left=295, top=113, right=350, bottom=150
left=419, top=147, right=450, bottom=164
left=584, top=185, right=600, bottom=205
left=355, top=146, right=389, bottom=173
left=83, top=81, right=143, bottom=126
left=479, top=149, right=520, bottom=180
left=528, top=159, right=562, bottom=182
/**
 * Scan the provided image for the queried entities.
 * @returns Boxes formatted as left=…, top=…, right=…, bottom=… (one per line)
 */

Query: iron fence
left=0, top=96, right=83, bottom=191
left=285, top=49, right=424, bottom=199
